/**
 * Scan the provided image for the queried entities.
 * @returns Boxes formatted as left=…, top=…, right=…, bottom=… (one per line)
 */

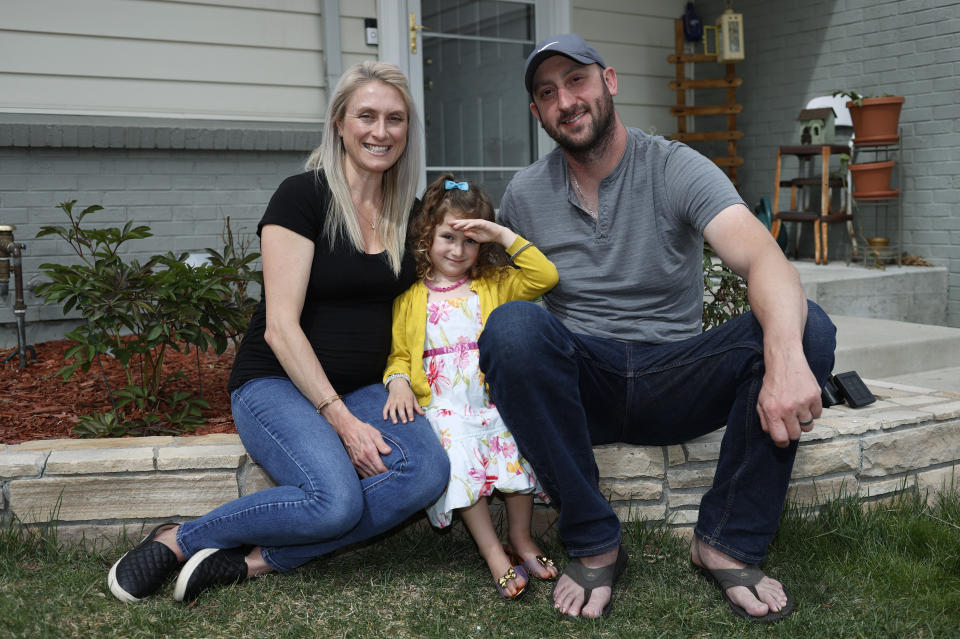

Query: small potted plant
left=832, top=90, right=905, bottom=146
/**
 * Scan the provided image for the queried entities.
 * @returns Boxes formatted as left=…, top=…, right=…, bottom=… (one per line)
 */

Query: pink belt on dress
left=422, top=341, right=479, bottom=359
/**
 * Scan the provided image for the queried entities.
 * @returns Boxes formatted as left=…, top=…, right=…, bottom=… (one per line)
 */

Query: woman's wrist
left=320, top=398, right=353, bottom=431
left=315, top=392, right=342, bottom=414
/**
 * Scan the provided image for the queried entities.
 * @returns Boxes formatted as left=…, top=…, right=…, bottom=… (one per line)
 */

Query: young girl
left=382, top=174, right=560, bottom=599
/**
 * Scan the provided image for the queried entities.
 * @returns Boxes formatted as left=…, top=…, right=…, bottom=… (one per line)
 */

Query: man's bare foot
left=690, top=538, right=790, bottom=618
left=552, top=546, right=620, bottom=618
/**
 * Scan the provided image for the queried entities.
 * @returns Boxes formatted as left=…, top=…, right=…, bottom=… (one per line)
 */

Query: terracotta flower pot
left=849, top=160, right=896, bottom=199
left=847, top=96, right=905, bottom=146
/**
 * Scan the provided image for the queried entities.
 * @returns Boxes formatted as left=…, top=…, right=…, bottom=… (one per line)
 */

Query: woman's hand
left=333, top=412, right=393, bottom=478
left=383, top=378, right=425, bottom=424
left=448, top=218, right=517, bottom=247
left=321, top=400, right=391, bottom=477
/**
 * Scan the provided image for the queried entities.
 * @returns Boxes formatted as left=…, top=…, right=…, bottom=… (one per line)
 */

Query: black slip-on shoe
left=173, top=546, right=249, bottom=603
left=107, top=522, right=181, bottom=603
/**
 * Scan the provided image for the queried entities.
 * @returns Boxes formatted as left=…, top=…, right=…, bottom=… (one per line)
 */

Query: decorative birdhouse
left=797, top=107, right=836, bottom=145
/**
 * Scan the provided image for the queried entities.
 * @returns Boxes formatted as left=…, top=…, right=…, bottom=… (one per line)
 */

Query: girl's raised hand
left=448, top=218, right=517, bottom=247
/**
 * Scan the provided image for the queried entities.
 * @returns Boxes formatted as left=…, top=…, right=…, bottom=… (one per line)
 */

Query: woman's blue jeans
left=175, top=379, right=449, bottom=572
left=478, top=300, right=836, bottom=564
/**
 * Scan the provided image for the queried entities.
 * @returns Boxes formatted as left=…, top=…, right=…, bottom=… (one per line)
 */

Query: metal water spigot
left=0, top=225, right=14, bottom=298
left=0, top=224, right=33, bottom=368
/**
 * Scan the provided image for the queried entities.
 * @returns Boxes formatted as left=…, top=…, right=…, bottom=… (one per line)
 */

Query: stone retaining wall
left=1, top=379, right=958, bottom=544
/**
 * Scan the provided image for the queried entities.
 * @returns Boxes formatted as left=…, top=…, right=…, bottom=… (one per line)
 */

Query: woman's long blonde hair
left=304, top=61, right=422, bottom=276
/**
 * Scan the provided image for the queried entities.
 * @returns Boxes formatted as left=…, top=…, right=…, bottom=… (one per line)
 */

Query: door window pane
left=420, top=1, right=535, bottom=205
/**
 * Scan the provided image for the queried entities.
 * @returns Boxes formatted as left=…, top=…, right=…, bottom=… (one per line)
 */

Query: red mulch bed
left=0, top=340, right=236, bottom=445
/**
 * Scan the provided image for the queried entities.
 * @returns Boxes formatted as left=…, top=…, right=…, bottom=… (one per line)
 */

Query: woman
left=107, top=61, right=449, bottom=604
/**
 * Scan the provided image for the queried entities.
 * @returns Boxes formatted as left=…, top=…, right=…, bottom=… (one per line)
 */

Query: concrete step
left=878, top=365, right=960, bottom=395
left=793, top=260, right=949, bottom=326
left=832, top=315, right=960, bottom=379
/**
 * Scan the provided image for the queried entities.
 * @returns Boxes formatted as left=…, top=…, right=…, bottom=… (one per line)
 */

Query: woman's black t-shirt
left=227, top=170, right=418, bottom=394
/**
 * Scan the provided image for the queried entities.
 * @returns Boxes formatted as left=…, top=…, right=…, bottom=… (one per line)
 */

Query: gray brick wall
left=691, top=0, right=960, bottom=326
left=0, top=119, right=316, bottom=348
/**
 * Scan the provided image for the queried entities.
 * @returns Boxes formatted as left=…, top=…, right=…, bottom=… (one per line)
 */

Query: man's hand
left=382, top=379, right=425, bottom=424
left=756, top=347, right=822, bottom=447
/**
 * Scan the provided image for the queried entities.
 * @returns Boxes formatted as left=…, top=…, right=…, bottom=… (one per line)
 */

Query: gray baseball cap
left=524, top=33, right=606, bottom=92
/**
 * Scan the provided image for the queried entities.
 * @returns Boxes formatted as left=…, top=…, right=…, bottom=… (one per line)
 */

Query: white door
left=381, top=0, right=568, bottom=204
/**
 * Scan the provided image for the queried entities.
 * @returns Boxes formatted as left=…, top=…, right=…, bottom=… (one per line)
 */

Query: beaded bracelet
left=315, top=393, right=342, bottom=414
left=384, top=373, right=412, bottom=389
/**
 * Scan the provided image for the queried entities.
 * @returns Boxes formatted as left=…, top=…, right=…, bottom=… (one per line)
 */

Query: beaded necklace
left=423, top=276, right=469, bottom=292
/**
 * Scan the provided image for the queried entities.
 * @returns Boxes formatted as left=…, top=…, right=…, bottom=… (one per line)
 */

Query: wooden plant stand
left=668, top=19, right=743, bottom=185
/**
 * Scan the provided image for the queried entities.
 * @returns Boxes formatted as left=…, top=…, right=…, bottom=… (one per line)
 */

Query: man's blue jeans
left=175, top=379, right=449, bottom=572
left=478, top=300, right=836, bottom=564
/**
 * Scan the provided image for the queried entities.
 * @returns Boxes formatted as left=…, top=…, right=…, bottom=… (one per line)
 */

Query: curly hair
left=409, top=173, right=510, bottom=281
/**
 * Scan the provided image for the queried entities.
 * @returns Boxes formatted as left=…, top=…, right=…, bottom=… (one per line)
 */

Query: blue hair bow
left=444, top=179, right=469, bottom=191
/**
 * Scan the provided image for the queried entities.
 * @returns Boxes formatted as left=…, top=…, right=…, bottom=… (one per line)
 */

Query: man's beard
left=539, top=83, right=616, bottom=161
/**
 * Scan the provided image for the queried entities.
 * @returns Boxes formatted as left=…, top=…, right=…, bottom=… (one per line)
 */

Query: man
left=478, top=34, right=836, bottom=621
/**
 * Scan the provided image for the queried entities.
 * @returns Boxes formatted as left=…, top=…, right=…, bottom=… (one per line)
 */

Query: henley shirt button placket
left=597, top=203, right=608, bottom=240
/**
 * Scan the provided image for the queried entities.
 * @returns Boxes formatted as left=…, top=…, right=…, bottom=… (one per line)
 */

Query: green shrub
left=702, top=244, right=750, bottom=331
left=35, top=201, right=259, bottom=437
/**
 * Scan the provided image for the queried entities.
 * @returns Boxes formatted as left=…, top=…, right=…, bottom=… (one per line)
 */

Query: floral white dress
left=422, top=292, right=546, bottom=528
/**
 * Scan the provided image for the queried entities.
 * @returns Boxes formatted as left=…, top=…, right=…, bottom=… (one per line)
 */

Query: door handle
left=409, top=12, right=430, bottom=54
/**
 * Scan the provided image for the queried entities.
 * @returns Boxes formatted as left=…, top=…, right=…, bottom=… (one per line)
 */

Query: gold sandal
left=496, top=565, right=528, bottom=600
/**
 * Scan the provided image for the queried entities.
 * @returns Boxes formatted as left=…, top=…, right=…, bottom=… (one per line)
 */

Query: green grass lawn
left=2, top=488, right=959, bottom=639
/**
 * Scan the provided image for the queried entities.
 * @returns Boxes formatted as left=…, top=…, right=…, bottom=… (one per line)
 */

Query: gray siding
left=0, top=143, right=311, bottom=347
left=572, top=0, right=678, bottom=135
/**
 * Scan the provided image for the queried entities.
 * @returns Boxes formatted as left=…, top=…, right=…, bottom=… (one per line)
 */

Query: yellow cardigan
left=383, top=235, right=558, bottom=407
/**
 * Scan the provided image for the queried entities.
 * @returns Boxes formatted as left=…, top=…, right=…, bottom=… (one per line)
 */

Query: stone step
left=794, top=260, right=949, bottom=326
left=879, top=366, right=960, bottom=395
left=832, top=315, right=960, bottom=379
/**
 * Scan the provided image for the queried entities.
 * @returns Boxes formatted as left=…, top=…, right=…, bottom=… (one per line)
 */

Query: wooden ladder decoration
left=668, top=19, right=744, bottom=185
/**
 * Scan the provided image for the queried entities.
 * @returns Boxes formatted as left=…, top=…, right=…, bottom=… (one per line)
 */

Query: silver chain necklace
left=569, top=170, right=597, bottom=218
